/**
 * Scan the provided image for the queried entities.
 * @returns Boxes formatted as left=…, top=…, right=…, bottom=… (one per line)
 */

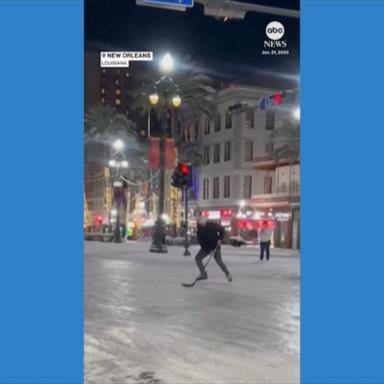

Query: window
left=244, top=141, right=253, bottom=162
left=213, top=177, right=220, bottom=199
left=265, top=142, right=274, bottom=154
left=101, top=88, right=105, bottom=95
left=224, top=176, right=231, bottom=198
left=264, top=176, right=272, bottom=194
left=214, top=143, right=220, bottom=163
left=243, top=175, right=252, bottom=198
left=204, top=119, right=210, bottom=135
left=215, top=114, right=221, bottom=132
left=266, top=110, right=275, bottom=130
left=203, top=145, right=210, bottom=165
left=245, top=109, right=254, bottom=128
left=115, top=88, right=121, bottom=96
left=115, top=98, right=121, bottom=106
left=225, top=111, right=232, bottom=129
left=224, top=141, right=231, bottom=161
left=203, top=178, right=209, bottom=200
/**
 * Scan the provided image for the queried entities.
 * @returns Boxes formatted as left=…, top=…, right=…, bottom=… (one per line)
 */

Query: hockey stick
left=181, top=249, right=215, bottom=288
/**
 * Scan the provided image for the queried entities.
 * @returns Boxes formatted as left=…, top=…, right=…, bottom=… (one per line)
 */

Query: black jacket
left=197, top=222, right=225, bottom=251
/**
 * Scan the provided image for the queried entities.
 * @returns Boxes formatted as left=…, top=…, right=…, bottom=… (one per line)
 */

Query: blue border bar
left=302, top=1, right=384, bottom=383
left=0, top=1, right=84, bottom=383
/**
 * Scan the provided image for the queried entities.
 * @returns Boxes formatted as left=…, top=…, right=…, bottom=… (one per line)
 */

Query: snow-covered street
left=85, top=241, right=300, bottom=384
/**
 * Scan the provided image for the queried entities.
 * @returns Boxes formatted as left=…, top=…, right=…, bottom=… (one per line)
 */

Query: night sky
left=85, top=0, right=300, bottom=89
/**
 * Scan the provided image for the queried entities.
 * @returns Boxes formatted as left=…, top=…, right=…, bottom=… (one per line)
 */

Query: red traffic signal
left=180, top=163, right=190, bottom=175
left=273, top=92, right=282, bottom=105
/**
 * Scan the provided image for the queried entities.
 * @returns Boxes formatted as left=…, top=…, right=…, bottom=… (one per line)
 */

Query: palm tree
left=85, top=104, right=141, bottom=163
left=131, top=71, right=217, bottom=148
left=84, top=104, right=149, bottom=235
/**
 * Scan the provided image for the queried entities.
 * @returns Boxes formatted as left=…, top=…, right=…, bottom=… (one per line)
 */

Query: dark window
left=265, top=142, right=274, bottom=154
left=266, top=110, right=275, bottom=130
left=224, top=141, right=231, bottom=161
left=203, top=146, right=210, bottom=165
left=213, top=177, right=220, bottom=199
left=214, top=143, right=220, bottom=163
left=243, top=175, right=252, bottom=198
left=225, top=111, right=232, bottom=129
left=215, top=114, right=221, bottom=132
left=245, top=109, right=254, bottom=128
left=204, top=119, right=210, bottom=135
left=264, top=176, right=272, bottom=194
left=244, top=141, right=253, bottom=162
left=203, top=178, right=209, bottom=200
left=224, top=176, right=231, bottom=198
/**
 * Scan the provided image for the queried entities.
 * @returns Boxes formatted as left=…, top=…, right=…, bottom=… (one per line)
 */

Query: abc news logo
left=264, top=21, right=287, bottom=48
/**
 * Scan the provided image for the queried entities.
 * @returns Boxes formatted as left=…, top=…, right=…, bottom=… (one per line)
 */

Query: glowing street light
left=108, top=159, right=117, bottom=167
left=149, top=93, right=159, bottom=105
left=293, top=107, right=300, bottom=120
left=172, top=95, right=182, bottom=108
left=113, top=139, right=124, bottom=151
left=159, top=53, right=174, bottom=74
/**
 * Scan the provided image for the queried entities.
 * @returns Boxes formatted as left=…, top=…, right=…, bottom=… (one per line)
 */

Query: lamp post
left=149, top=53, right=182, bottom=253
left=109, top=139, right=129, bottom=243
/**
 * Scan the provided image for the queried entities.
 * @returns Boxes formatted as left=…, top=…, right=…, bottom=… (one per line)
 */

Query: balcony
left=251, top=190, right=300, bottom=208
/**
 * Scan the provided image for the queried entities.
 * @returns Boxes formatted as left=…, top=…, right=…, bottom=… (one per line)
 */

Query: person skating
left=195, top=218, right=232, bottom=282
left=259, top=221, right=273, bottom=261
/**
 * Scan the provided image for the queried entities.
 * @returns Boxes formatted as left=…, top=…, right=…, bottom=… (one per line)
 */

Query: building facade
left=196, top=85, right=299, bottom=248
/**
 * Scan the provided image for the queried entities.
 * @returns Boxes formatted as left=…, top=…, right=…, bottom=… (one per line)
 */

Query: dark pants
left=260, top=241, right=271, bottom=261
left=195, top=246, right=230, bottom=276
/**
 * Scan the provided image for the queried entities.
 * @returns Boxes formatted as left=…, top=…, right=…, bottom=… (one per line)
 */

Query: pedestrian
left=195, top=218, right=232, bottom=282
left=259, top=221, right=273, bottom=261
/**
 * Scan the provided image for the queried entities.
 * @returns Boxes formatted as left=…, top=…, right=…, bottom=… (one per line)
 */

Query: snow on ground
left=85, top=241, right=300, bottom=384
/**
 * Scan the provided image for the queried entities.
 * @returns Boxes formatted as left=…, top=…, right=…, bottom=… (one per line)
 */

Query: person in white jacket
left=259, top=221, right=273, bottom=261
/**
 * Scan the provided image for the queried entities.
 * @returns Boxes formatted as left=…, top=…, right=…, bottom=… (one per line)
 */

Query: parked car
left=229, top=236, right=247, bottom=247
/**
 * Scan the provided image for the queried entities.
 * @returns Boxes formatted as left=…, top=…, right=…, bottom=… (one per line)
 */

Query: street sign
left=141, top=0, right=193, bottom=8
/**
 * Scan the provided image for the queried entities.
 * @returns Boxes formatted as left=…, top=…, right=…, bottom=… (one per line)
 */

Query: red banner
left=149, top=138, right=175, bottom=170
left=149, top=138, right=160, bottom=170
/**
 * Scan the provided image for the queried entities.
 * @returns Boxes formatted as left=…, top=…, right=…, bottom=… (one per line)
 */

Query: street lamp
left=149, top=53, right=182, bottom=253
left=109, top=140, right=129, bottom=243
left=159, top=53, right=174, bottom=74
left=172, top=95, right=182, bottom=108
left=149, top=93, right=159, bottom=106
left=113, top=139, right=124, bottom=151
left=293, top=107, right=300, bottom=121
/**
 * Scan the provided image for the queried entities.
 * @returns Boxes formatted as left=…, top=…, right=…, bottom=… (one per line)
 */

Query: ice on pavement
left=85, top=242, right=300, bottom=384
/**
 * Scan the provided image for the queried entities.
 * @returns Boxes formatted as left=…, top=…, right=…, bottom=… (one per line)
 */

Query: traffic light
left=259, top=89, right=299, bottom=110
left=259, top=92, right=283, bottom=110
left=171, top=162, right=192, bottom=189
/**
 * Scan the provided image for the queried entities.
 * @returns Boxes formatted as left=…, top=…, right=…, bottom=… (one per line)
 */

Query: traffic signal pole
left=184, top=186, right=191, bottom=256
